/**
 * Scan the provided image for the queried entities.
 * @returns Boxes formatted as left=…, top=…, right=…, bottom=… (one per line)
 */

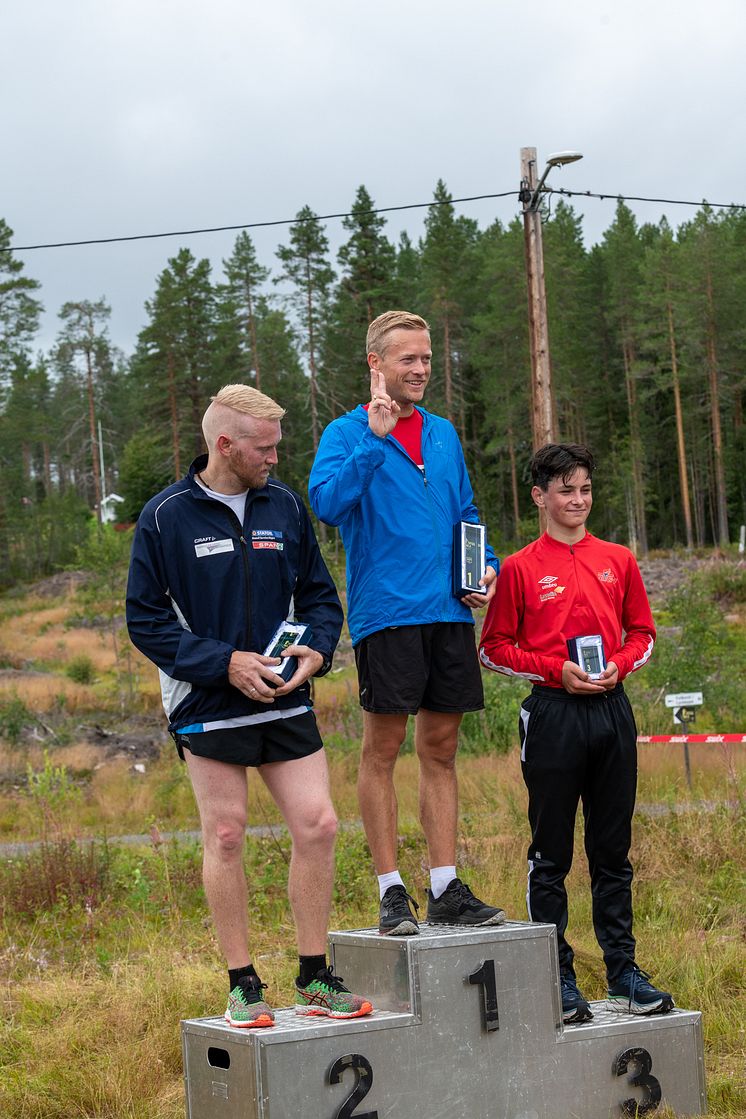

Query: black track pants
left=518, top=684, right=637, bottom=984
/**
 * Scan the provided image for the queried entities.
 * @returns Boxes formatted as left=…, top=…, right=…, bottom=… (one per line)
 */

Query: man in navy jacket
left=310, top=311, right=506, bottom=936
left=127, top=384, right=372, bottom=1027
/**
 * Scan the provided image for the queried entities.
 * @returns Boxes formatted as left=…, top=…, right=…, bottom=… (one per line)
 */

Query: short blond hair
left=366, top=311, right=430, bottom=359
left=210, top=383, right=286, bottom=420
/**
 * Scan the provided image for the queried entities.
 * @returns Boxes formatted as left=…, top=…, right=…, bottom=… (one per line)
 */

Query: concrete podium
left=181, top=920, right=705, bottom=1118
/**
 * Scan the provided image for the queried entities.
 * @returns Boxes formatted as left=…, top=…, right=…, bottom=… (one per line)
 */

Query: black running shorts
left=174, top=711, right=323, bottom=767
left=354, top=622, right=484, bottom=715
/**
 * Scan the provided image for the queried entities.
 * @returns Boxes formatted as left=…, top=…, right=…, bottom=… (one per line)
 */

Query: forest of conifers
left=1, top=181, right=744, bottom=587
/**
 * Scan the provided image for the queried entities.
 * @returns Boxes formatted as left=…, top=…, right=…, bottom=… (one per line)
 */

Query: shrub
left=65, top=654, right=95, bottom=685
left=0, top=694, right=32, bottom=745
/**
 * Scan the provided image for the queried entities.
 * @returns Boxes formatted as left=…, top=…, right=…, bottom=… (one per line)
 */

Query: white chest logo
left=195, top=538, right=234, bottom=558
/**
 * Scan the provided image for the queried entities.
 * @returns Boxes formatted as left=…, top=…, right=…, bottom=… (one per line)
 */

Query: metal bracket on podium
left=181, top=921, right=706, bottom=1118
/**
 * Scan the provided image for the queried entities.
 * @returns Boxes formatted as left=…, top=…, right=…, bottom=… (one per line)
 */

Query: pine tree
left=57, top=299, right=113, bottom=520
left=469, top=217, right=532, bottom=543
left=219, top=232, right=270, bottom=390
left=0, top=218, right=42, bottom=400
left=132, top=249, right=216, bottom=475
left=322, top=186, right=397, bottom=418
left=599, top=202, right=648, bottom=554
left=676, top=207, right=735, bottom=547
left=276, top=208, right=334, bottom=452
left=420, top=180, right=478, bottom=435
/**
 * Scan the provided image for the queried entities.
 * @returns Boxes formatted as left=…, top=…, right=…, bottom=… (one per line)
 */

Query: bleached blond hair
left=202, top=384, right=285, bottom=450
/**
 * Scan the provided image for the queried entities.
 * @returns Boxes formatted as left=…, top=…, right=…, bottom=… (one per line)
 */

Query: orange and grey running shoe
left=295, top=967, right=373, bottom=1019
left=225, top=975, right=275, bottom=1028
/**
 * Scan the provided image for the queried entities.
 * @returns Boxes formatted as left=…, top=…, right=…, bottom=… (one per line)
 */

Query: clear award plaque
left=263, top=621, right=311, bottom=682
left=566, top=634, right=606, bottom=680
left=453, top=521, right=487, bottom=597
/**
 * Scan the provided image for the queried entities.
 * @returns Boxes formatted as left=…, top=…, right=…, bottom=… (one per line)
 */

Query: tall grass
left=1, top=749, right=744, bottom=1118
left=0, top=555, right=744, bottom=1116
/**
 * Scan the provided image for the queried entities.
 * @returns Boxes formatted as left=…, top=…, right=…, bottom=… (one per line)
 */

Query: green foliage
left=640, top=564, right=746, bottom=731
left=0, top=694, right=31, bottom=744
left=65, top=654, right=95, bottom=684
left=0, top=218, right=42, bottom=388
left=0, top=488, right=92, bottom=588
left=460, top=671, right=525, bottom=754
left=25, top=751, right=83, bottom=836
left=118, top=428, right=174, bottom=520
left=2, top=192, right=746, bottom=587
left=74, top=519, right=131, bottom=599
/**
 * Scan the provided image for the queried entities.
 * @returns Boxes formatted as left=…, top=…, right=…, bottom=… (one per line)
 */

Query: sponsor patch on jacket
left=597, top=568, right=618, bottom=585
left=195, top=538, right=235, bottom=558
left=252, top=529, right=284, bottom=551
left=539, top=584, right=566, bottom=602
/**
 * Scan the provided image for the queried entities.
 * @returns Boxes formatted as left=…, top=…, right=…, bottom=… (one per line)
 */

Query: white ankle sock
left=429, top=865, right=457, bottom=899
left=378, top=871, right=405, bottom=900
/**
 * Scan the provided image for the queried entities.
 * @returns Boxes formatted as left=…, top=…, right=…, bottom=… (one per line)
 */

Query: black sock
left=298, top=954, right=327, bottom=987
left=228, top=964, right=258, bottom=992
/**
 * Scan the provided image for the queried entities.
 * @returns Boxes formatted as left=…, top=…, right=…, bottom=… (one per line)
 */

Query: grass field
left=0, top=556, right=744, bottom=1118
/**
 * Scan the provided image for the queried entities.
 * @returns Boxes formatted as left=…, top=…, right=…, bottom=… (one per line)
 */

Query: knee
left=360, top=735, right=405, bottom=773
left=207, top=817, right=247, bottom=860
left=294, top=804, right=338, bottom=851
left=416, top=736, right=458, bottom=769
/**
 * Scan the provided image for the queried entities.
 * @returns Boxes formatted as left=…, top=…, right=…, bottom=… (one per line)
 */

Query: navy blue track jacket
left=126, top=455, right=343, bottom=732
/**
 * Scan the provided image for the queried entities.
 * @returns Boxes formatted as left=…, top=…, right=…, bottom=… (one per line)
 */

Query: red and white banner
left=637, top=734, right=746, bottom=744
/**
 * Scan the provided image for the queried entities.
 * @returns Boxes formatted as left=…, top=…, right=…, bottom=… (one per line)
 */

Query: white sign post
left=664, top=692, right=704, bottom=787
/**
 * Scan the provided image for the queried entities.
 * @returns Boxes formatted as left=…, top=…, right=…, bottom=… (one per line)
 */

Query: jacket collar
left=187, top=455, right=271, bottom=501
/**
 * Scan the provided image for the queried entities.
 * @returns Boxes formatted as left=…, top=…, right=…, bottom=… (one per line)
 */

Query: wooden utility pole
left=520, top=147, right=557, bottom=451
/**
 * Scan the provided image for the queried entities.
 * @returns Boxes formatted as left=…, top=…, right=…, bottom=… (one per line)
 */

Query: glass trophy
left=566, top=634, right=606, bottom=680
left=263, top=621, right=311, bottom=682
left=453, top=521, right=487, bottom=597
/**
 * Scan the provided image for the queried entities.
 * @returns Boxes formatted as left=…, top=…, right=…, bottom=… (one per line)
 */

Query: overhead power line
left=3, top=188, right=745, bottom=254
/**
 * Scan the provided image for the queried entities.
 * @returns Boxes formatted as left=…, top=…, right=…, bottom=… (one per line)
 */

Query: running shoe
left=224, top=975, right=275, bottom=1028
left=607, top=965, right=675, bottom=1015
left=295, top=966, right=373, bottom=1019
left=378, top=884, right=420, bottom=936
left=426, top=878, right=506, bottom=926
left=560, top=972, right=594, bottom=1023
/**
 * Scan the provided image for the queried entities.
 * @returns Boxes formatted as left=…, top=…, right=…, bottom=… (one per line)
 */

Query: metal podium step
left=181, top=919, right=705, bottom=1119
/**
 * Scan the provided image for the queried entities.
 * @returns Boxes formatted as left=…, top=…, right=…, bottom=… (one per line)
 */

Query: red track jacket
left=479, top=531, right=655, bottom=688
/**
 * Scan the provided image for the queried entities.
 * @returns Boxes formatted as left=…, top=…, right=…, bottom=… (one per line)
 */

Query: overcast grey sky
left=4, top=0, right=745, bottom=353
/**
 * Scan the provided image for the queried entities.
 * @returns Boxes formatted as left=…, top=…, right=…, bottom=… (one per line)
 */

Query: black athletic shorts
left=173, top=711, right=323, bottom=767
left=354, top=622, right=484, bottom=715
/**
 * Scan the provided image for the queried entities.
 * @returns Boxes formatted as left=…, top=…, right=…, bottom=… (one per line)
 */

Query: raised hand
left=367, top=367, right=400, bottom=438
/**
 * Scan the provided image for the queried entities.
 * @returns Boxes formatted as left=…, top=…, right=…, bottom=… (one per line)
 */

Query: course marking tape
left=637, top=734, right=746, bottom=744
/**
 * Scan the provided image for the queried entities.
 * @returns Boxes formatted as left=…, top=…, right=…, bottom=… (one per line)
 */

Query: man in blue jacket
left=127, top=384, right=372, bottom=1027
left=309, top=311, right=506, bottom=936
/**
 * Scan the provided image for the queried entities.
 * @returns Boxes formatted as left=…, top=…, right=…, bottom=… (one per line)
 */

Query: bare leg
left=259, top=749, right=338, bottom=955
left=358, top=712, right=409, bottom=873
left=414, top=709, right=462, bottom=869
left=184, top=750, right=251, bottom=968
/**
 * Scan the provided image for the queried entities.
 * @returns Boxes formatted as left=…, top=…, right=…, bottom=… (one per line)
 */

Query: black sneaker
left=426, top=878, right=506, bottom=927
left=378, top=885, right=419, bottom=936
left=607, top=965, right=675, bottom=1015
left=560, top=973, right=594, bottom=1024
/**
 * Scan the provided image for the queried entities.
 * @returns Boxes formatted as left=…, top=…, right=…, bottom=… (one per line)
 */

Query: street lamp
left=519, top=147, right=584, bottom=450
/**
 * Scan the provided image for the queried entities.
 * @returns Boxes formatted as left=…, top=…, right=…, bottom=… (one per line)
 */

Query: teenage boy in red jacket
left=479, top=443, right=674, bottom=1023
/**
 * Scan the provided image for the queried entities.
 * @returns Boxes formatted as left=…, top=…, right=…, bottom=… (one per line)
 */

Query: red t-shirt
left=362, top=405, right=423, bottom=465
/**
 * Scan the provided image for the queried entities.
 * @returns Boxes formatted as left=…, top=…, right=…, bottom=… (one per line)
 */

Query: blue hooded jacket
left=309, top=406, right=498, bottom=646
